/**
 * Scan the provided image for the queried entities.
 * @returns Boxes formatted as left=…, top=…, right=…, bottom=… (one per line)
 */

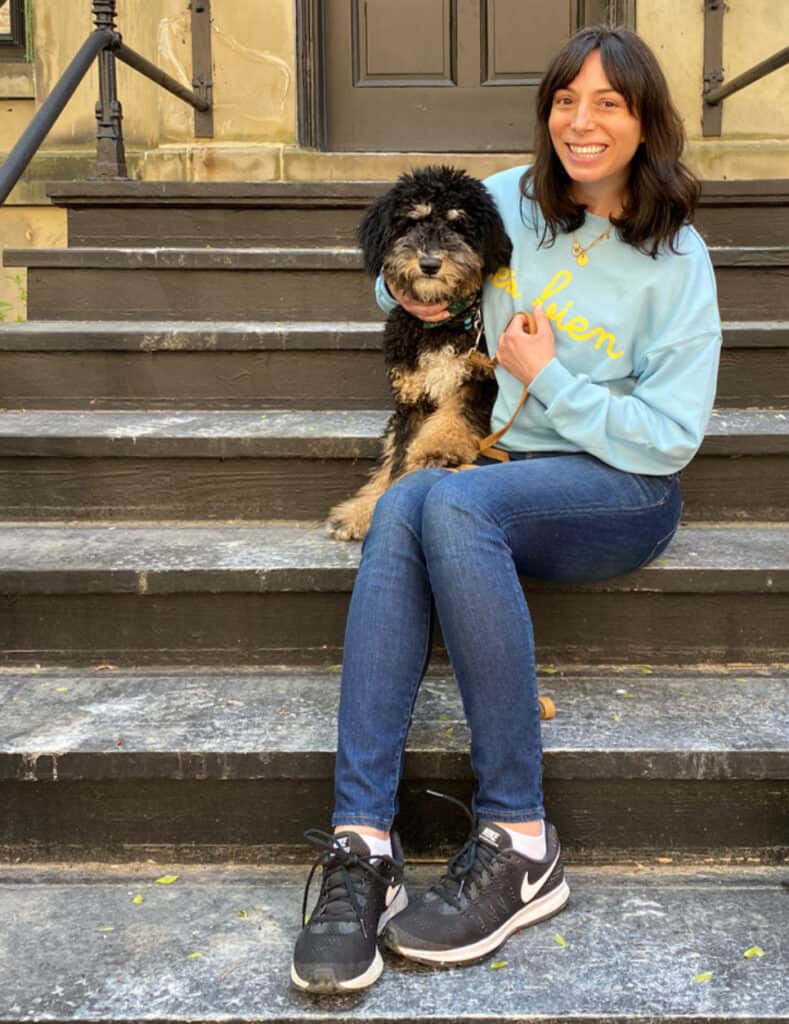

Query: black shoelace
left=426, top=790, right=501, bottom=910
left=300, top=830, right=401, bottom=939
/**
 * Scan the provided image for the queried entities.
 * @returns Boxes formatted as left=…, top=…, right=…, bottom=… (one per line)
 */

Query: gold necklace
left=571, top=225, right=612, bottom=266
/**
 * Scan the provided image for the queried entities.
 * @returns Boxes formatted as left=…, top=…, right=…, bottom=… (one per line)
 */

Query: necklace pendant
left=575, top=251, right=589, bottom=267
left=571, top=240, right=583, bottom=258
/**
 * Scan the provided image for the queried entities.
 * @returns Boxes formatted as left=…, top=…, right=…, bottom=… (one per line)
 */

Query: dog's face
left=358, top=166, right=512, bottom=306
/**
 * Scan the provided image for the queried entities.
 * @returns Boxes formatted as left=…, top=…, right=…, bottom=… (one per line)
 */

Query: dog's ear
left=357, top=187, right=400, bottom=277
left=476, top=187, right=513, bottom=277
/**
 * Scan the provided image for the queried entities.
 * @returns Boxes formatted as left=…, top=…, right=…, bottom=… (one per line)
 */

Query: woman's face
left=548, top=48, right=643, bottom=205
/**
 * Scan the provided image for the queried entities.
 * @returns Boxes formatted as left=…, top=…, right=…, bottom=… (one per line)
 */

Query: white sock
left=336, top=829, right=392, bottom=860
left=502, top=821, right=546, bottom=861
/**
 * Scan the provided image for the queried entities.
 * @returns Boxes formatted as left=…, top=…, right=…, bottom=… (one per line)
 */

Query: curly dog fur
left=327, top=166, right=512, bottom=541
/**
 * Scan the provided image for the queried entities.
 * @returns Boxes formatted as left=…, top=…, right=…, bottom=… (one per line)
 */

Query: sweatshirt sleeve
left=527, top=328, right=722, bottom=474
left=375, top=272, right=399, bottom=315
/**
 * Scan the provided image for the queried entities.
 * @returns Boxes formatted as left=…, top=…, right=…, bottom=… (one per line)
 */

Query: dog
left=326, top=166, right=513, bottom=541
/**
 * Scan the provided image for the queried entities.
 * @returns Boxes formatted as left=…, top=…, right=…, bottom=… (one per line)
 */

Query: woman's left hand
left=495, top=305, right=555, bottom=385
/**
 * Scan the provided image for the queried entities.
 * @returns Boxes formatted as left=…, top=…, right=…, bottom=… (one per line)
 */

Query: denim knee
left=365, top=469, right=446, bottom=552
left=421, top=472, right=497, bottom=554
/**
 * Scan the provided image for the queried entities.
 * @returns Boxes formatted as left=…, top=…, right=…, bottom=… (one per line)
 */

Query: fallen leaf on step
left=743, top=946, right=765, bottom=959
left=94, top=663, right=118, bottom=671
left=490, top=960, right=508, bottom=969
left=155, top=874, right=179, bottom=885
left=132, top=895, right=144, bottom=905
left=692, top=971, right=713, bottom=983
left=553, top=934, right=568, bottom=947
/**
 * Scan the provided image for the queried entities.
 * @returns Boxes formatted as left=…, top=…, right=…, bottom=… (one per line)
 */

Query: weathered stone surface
left=0, top=522, right=786, bottom=594
left=0, top=668, right=786, bottom=783
left=0, top=863, right=785, bottom=1022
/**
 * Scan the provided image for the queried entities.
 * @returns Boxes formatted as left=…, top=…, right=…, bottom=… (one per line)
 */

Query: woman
left=291, top=25, right=721, bottom=993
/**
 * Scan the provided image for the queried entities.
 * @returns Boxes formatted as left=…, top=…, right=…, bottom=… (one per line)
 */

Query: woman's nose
left=571, top=102, right=595, bottom=132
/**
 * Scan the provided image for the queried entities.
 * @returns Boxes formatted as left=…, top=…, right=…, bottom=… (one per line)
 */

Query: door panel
left=324, top=0, right=579, bottom=151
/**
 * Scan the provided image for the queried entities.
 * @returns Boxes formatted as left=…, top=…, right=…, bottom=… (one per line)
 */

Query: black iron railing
left=0, top=0, right=213, bottom=203
left=703, top=0, right=789, bottom=137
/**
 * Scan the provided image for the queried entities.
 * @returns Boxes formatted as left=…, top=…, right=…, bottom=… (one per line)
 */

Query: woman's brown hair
left=522, top=26, right=700, bottom=258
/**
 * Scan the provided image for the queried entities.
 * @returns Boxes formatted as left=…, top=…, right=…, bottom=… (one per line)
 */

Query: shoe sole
left=385, top=877, right=570, bottom=966
left=290, top=884, right=408, bottom=993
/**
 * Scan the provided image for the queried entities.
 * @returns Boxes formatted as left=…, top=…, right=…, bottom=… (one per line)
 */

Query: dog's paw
left=326, top=500, right=372, bottom=541
left=419, top=451, right=466, bottom=469
left=326, top=517, right=367, bottom=542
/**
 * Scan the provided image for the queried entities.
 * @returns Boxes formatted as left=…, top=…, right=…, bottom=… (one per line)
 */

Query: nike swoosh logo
left=521, top=851, right=560, bottom=903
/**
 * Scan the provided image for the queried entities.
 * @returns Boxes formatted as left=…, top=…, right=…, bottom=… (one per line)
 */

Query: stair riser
left=0, top=345, right=784, bottom=409
left=1, top=591, right=786, bottom=666
left=26, top=266, right=789, bottom=322
left=0, top=454, right=785, bottom=522
left=64, top=202, right=789, bottom=249
left=1, top=778, right=784, bottom=862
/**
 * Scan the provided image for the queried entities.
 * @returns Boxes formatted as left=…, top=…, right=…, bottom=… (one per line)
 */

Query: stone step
left=0, top=320, right=784, bottom=410
left=5, top=246, right=789, bottom=322
left=0, top=408, right=785, bottom=522
left=0, top=522, right=786, bottom=667
left=47, top=177, right=789, bottom=247
left=1, top=666, right=786, bottom=860
left=0, top=861, right=785, bottom=1022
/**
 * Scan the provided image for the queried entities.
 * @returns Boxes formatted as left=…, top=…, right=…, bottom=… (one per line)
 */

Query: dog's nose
left=419, top=255, right=443, bottom=276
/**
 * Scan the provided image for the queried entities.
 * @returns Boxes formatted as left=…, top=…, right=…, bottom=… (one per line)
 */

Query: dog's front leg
left=326, top=433, right=396, bottom=541
left=402, top=392, right=483, bottom=473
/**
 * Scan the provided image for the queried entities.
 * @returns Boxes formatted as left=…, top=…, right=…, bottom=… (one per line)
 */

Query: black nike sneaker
left=291, top=829, right=408, bottom=993
left=384, top=798, right=568, bottom=966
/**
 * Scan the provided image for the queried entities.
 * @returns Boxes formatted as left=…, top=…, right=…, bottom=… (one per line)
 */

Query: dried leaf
left=132, top=895, right=144, bottom=905
left=187, top=952, right=203, bottom=960
left=656, top=856, right=673, bottom=864
left=237, top=910, right=249, bottom=919
left=692, top=971, right=713, bottom=983
left=553, top=934, right=568, bottom=947
left=743, top=946, right=765, bottom=959
left=539, top=666, right=559, bottom=675
left=94, top=663, right=118, bottom=672
left=638, top=666, right=653, bottom=675
left=612, top=713, right=622, bottom=722
left=490, top=960, right=508, bottom=969
left=56, top=687, right=70, bottom=693
left=155, top=874, right=179, bottom=885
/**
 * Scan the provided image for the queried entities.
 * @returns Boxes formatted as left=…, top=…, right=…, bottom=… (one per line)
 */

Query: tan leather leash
left=466, top=310, right=536, bottom=462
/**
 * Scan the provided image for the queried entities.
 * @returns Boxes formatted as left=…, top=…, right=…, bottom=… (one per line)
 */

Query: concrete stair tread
left=5, top=244, right=789, bottom=269
left=0, top=862, right=785, bottom=1022
left=0, top=319, right=785, bottom=350
left=0, top=521, right=786, bottom=593
left=0, top=408, right=785, bottom=458
left=1, top=667, right=787, bottom=782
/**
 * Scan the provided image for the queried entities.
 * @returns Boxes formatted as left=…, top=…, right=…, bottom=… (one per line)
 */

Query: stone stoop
left=0, top=863, right=785, bottom=1024
left=0, top=179, right=786, bottom=1020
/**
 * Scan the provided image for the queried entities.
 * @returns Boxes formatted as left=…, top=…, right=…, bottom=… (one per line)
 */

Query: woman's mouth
left=566, top=143, right=608, bottom=159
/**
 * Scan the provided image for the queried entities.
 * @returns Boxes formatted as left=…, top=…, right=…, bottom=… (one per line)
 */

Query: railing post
left=702, top=0, right=725, bottom=138
left=92, top=0, right=127, bottom=177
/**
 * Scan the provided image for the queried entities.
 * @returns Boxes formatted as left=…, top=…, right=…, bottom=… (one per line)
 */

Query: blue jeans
left=333, top=453, right=682, bottom=832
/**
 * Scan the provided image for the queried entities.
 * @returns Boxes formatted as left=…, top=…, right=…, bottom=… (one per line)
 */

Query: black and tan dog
left=327, top=166, right=513, bottom=541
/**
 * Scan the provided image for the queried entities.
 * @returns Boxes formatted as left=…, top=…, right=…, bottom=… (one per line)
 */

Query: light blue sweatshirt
left=376, top=164, right=722, bottom=475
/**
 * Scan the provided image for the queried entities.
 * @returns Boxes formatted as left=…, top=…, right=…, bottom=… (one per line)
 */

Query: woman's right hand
left=385, top=279, right=451, bottom=323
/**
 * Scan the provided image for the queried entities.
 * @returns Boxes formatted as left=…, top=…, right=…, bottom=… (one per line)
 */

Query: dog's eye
left=407, top=204, right=432, bottom=220
left=446, top=209, right=465, bottom=221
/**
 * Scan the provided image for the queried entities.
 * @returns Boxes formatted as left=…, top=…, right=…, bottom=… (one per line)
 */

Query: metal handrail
left=705, top=45, right=789, bottom=106
left=0, top=0, right=213, bottom=204
left=702, top=1, right=789, bottom=137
